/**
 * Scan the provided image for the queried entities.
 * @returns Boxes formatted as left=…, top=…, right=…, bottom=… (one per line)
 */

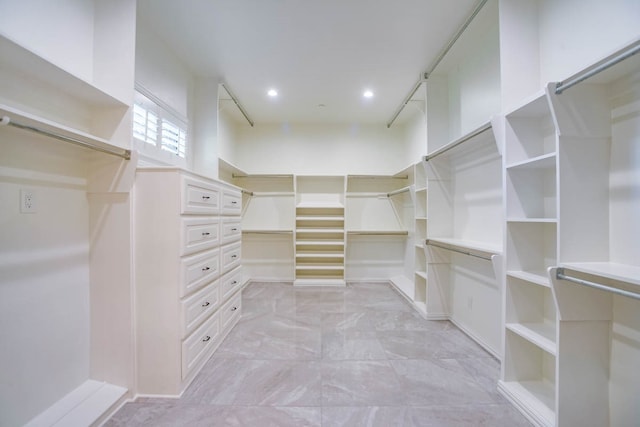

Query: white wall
left=233, top=123, right=410, bottom=175
left=0, top=0, right=94, bottom=82
left=538, top=0, right=640, bottom=84
left=218, top=106, right=239, bottom=166
left=0, top=129, right=91, bottom=427
left=134, top=18, right=191, bottom=120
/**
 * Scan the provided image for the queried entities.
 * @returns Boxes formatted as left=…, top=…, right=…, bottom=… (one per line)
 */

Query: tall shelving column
left=499, top=90, right=558, bottom=427
left=345, top=173, right=410, bottom=283
left=294, top=176, right=345, bottom=286
left=233, top=172, right=295, bottom=282
left=412, top=161, right=428, bottom=315
left=548, top=44, right=640, bottom=426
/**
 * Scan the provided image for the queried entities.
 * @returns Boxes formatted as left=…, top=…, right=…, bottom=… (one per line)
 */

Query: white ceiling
left=136, top=0, right=478, bottom=126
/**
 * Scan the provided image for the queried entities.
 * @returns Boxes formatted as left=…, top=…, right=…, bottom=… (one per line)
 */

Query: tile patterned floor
left=107, top=282, right=532, bottom=426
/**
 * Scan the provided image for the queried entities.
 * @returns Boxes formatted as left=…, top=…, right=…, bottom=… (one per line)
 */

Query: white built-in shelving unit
left=0, top=3, right=137, bottom=425
left=218, top=159, right=295, bottom=282
left=420, top=0, right=504, bottom=353
left=295, top=176, right=346, bottom=286
left=345, top=173, right=411, bottom=284
left=498, top=33, right=640, bottom=427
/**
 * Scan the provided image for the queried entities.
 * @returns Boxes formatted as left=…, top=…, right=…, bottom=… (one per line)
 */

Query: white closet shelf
left=346, top=230, right=408, bottom=236
left=242, top=229, right=293, bottom=234
left=296, top=265, right=344, bottom=271
left=415, top=186, right=427, bottom=192
left=507, top=218, right=557, bottom=224
left=24, top=380, right=126, bottom=427
left=250, top=192, right=295, bottom=197
left=295, top=241, right=344, bottom=246
left=296, top=216, right=344, bottom=221
left=498, top=380, right=555, bottom=427
left=296, top=228, right=344, bottom=233
left=296, top=202, right=344, bottom=208
left=504, top=90, right=548, bottom=118
left=559, top=262, right=640, bottom=287
left=426, top=237, right=501, bottom=255
left=506, top=153, right=556, bottom=170
left=0, top=104, right=129, bottom=155
left=296, top=253, right=344, bottom=258
left=507, top=270, right=551, bottom=287
left=389, top=276, right=414, bottom=300
left=0, top=35, right=129, bottom=107
left=425, top=121, right=493, bottom=160
left=415, top=216, right=427, bottom=221
left=505, top=322, right=557, bottom=355
left=415, top=271, right=428, bottom=280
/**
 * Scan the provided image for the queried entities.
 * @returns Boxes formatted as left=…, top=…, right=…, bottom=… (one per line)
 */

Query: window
left=133, top=88, right=188, bottom=167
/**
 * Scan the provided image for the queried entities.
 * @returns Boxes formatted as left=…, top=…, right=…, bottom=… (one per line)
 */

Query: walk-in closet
left=1, top=0, right=638, bottom=426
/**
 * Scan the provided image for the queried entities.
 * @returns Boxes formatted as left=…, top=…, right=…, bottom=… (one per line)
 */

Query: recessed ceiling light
left=363, top=90, right=374, bottom=98
left=267, top=89, right=278, bottom=97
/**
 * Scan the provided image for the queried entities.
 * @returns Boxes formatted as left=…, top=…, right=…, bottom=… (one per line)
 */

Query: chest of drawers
left=134, top=168, right=243, bottom=395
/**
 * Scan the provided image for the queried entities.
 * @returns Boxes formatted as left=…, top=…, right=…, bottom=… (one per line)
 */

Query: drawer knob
left=231, top=280, right=238, bottom=285
left=231, top=306, right=238, bottom=311
left=202, top=335, right=211, bottom=342
left=202, top=195, right=210, bottom=200
left=231, top=228, right=238, bottom=231
left=202, top=232, right=210, bottom=236
left=202, top=266, right=210, bottom=271
left=231, top=201, right=238, bottom=204
left=231, top=255, right=238, bottom=259
left=202, top=301, right=210, bottom=307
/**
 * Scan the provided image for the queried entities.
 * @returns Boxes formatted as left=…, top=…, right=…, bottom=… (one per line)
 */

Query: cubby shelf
left=499, top=380, right=555, bottom=427
left=505, top=322, right=557, bottom=355
left=506, top=270, right=550, bottom=288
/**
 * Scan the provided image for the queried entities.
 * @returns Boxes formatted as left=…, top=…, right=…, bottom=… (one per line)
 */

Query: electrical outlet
left=20, top=189, right=37, bottom=213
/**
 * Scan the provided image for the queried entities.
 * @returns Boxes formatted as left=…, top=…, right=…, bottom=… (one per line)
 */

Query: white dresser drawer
left=220, top=266, right=243, bottom=302
left=180, top=218, right=220, bottom=256
left=182, top=280, right=220, bottom=337
left=220, top=292, right=241, bottom=332
left=221, top=242, right=241, bottom=274
left=182, top=177, right=220, bottom=215
left=221, top=218, right=241, bottom=245
left=182, top=311, right=220, bottom=380
left=181, top=248, right=220, bottom=297
left=221, top=189, right=241, bottom=215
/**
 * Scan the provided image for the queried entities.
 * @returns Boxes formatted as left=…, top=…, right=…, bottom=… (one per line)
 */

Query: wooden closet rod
left=0, top=115, right=131, bottom=159
left=555, top=40, right=640, bottom=94
left=423, top=122, right=492, bottom=161
left=555, top=268, right=640, bottom=301
left=426, top=239, right=493, bottom=261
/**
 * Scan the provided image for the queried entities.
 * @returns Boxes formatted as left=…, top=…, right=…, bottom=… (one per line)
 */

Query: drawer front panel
left=182, top=312, right=220, bottom=379
left=221, top=218, right=241, bottom=245
left=182, top=281, right=220, bottom=337
left=221, top=190, right=241, bottom=215
left=221, top=242, right=241, bottom=274
left=181, top=218, right=220, bottom=256
left=220, top=266, right=243, bottom=302
left=220, top=292, right=242, bottom=332
left=182, top=177, right=220, bottom=214
left=181, top=249, right=220, bottom=297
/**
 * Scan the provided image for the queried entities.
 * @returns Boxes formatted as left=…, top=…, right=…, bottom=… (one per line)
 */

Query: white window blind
left=133, top=88, right=188, bottom=167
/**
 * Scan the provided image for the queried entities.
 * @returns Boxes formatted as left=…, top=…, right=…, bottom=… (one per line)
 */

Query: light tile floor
left=107, top=282, right=532, bottom=426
